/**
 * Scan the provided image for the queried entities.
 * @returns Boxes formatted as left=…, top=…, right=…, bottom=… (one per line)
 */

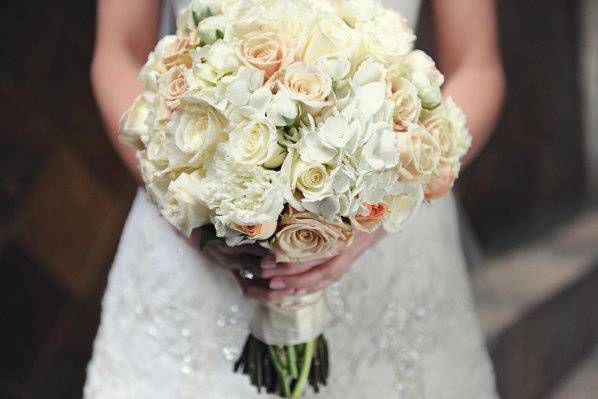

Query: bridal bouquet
left=119, top=0, right=471, bottom=396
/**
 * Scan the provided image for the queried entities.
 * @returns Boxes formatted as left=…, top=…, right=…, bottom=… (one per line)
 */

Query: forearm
left=443, top=65, right=505, bottom=168
left=91, top=51, right=144, bottom=182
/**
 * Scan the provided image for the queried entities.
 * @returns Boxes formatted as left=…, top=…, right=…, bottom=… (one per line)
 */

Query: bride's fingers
left=244, top=285, right=296, bottom=302
left=215, top=243, right=268, bottom=258
left=260, top=259, right=323, bottom=279
left=233, top=272, right=295, bottom=301
left=269, top=257, right=348, bottom=291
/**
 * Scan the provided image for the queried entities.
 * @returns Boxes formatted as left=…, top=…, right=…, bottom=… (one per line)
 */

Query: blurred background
left=1, top=0, right=597, bottom=398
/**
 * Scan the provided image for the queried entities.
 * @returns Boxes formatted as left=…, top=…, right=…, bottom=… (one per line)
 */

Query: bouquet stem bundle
left=234, top=334, right=329, bottom=398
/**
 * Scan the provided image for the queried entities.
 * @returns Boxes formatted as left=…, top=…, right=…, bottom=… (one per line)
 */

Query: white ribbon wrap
left=250, top=291, right=327, bottom=345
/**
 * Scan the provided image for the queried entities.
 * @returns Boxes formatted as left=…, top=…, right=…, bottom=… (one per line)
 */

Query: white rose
left=298, top=13, right=361, bottom=63
left=162, top=171, right=211, bottom=237
left=338, top=0, right=381, bottom=27
left=139, top=35, right=179, bottom=92
left=292, top=159, right=333, bottom=202
left=239, top=31, right=295, bottom=80
left=119, top=94, right=151, bottom=148
left=227, top=115, right=286, bottom=168
left=356, top=10, right=415, bottom=64
left=280, top=62, right=333, bottom=112
left=119, top=93, right=155, bottom=148
left=400, top=50, right=445, bottom=108
left=188, top=41, right=241, bottom=90
left=197, top=15, right=228, bottom=45
left=168, top=101, right=227, bottom=161
left=396, top=123, right=441, bottom=183
left=388, top=77, right=421, bottom=131
left=381, top=186, right=425, bottom=233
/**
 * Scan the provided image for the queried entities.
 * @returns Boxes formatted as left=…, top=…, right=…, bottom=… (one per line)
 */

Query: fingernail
left=270, top=279, right=286, bottom=289
left=294, top=289, right=307, bottom=296
left=261, top=257, right=277, bottom=269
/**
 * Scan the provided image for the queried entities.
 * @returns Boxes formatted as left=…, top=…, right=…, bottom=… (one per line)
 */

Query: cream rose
left=162, top=171, right=211, bottom=237
left=421, top=111, right=452, bottom=158
left=227, top=117, right=286, bottom=168
left=291, top=159, right=333, bottom=202
left=382, top=186, right=424, bottom=233
left=338, top=0, right=381, bottom=27
left=281, top=62, right=333, bottom=112
left=298, top=14, right=361, bottom=63
left=240, top=31, right=294, bottom=80
left=396, top=124, right=441, bottom=183
left=270, top=208, right=352, bottom=262
left=356, top=10, right=415, bottom=64
left=389, top=77, right=421, bottom=131
left=170, top=102, right=227, bottom=155
left=119, top=94, right=151, bottom=148
left=401, top=50, right=445, bottom=109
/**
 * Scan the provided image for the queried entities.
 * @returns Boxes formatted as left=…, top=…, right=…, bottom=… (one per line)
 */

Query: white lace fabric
left=85, top=1, right=498, bottom=397
left=84, top=190, right=498, bottom=399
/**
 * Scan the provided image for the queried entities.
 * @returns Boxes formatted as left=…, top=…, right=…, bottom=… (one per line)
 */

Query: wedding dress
left=84, top=1, right=499, bottom=398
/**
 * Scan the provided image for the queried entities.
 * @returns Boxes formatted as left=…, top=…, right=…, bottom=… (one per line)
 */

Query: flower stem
left=287, top=345, right=299, bottom=379
left=268, top=346, right=291, bottom=397
left=292, top=340, right=315, bottom=399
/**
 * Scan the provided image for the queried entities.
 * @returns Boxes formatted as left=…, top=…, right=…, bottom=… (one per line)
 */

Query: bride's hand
left=242, top=230, right=383, bottom=301
left=189, top=230, right=268, bottom=271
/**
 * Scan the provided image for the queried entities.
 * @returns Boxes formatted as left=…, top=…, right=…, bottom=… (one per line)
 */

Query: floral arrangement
left=119, top=0, right=471, bottom=397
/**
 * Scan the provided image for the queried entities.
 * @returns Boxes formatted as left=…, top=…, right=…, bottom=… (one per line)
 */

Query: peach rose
left=280, top=62, right=333, bottom=112
left=163, top=38, right=194, bottom=69
left=240, top=31, right=294, bottom=80
left=389, top=77, right=421, bottom=132
left=421, top=113, right=452, bottom=159
left=269, top=208, right=352, bottom=262
left=232, top=220, right=278, bottom=240
left=351, top=203, right=387, bottom=233
left=396, top=124, right=441, bottom=183
left=159, top=65, right=188, bottom=111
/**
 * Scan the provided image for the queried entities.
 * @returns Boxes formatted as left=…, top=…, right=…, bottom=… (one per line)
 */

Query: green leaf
left=198, top=225, right=224, bottom=250
left=206, top=7, right=214, bottom=18
left=216, top=29, right=224, bottom=40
